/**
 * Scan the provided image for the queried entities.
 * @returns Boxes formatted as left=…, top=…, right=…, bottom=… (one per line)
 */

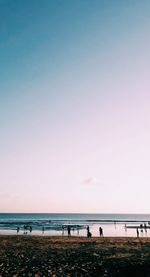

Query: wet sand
left=0, top=236, right=150, bottom=276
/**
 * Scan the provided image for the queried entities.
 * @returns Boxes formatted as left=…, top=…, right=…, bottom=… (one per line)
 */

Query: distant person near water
left=67, top=226, right=71, bottom=237
left=87, top=225, right=90, bottom=234
left=24, top=225, right=28, bottom=235
left=62, top=226, right=64, bottom=235
left=17, top=227, right=20, bottom=233
left=144, top=223, right=147, bottom=232
left=125, top=224, right=127, bottom=232
left=137, top=228, right=139, bottom=237
left=87, top=231, right=92, bottom=238
left=99, top=227, right=103, bottom=237
left=87, top=225, right=92, bottom=238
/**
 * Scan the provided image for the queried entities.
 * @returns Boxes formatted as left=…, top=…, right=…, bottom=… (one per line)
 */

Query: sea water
left=0, top=213, right=150, bottom=237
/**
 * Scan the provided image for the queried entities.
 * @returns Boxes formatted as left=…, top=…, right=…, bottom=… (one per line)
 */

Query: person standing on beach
left=67, top=226, right=71, bottom=237
left=99, top=227, right=103, bottom=237
left=87, top=225, right=89, bottom=234
left=87, top=231, right=92, bottom=238
left=144, top=223, right=147, bottom=232
left=24, top=225, right=27, bottom=234
left=77, top=225, right=79, bottom=235
left=137, top=228, right=139, bottom=237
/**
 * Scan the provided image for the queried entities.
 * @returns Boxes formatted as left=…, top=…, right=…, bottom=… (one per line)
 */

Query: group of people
left=86, top=226, right=104, bottom=238
left=137, top=223, right=148, bottom=237
left=16, top=222, right=150, bottom=237
left=17, top=225, right=32, bottom=234
left=65, top=225, right=104, bottom=238
left=64, top=225, right=104, bottom=237
left=17, top=224, right=104, bottom=237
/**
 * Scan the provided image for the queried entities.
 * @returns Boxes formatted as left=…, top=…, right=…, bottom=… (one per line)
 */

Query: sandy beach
left=0, top=236, right=150, bottom=276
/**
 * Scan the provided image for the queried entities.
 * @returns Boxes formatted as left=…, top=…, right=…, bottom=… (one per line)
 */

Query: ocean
left=0, top=213, right=150, bottom=237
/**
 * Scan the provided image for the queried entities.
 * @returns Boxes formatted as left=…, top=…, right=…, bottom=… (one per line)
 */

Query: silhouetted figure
left=87, top=225, right=90, bottom=234
left=62, top=226, right=64, bottom=235
left=144, top=223, right=147, bottom=232
left=24, top=225, right=26, bottom=234
left=23, top=225, right=28, bottom=235
left=87, top=231, right=92, bottom=238
left=137, top=228, right=139, bottom=237
left=99, top=227, right=103, bottom=237
left=67, top=226, right=71, bottom=237
left=125, top=224, right=127, bottom=232
left=17, top=227, right=20, bottom=233
left=29, top=226, right=32, bottom=233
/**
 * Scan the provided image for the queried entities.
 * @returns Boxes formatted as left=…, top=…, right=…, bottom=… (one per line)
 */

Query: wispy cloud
left=0, top=193, right=19, bottom=200
left=82, top=176, right=99, bottom=186
left=0, top=193, right=10, bottom=199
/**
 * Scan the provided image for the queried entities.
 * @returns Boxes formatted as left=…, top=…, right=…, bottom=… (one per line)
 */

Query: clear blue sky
left=1, top=0, right=150, bottom=213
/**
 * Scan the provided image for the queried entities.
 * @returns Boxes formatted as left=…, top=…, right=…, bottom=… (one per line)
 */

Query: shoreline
left=0, top=213, right=150, bottom=238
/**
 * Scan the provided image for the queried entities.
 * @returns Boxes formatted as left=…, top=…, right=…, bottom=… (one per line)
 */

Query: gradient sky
left=1, top=0, right=150, bottom=213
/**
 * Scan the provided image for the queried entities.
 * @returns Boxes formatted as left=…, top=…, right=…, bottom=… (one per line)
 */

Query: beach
left=0, top=236, right=150, bottom=276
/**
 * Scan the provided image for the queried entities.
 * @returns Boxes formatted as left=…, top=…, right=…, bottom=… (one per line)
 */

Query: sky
left=1, top=0, right=150, bottom=213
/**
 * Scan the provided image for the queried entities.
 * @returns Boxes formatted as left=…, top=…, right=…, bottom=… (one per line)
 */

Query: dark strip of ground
left=0, top=236, right=150, bottom=276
